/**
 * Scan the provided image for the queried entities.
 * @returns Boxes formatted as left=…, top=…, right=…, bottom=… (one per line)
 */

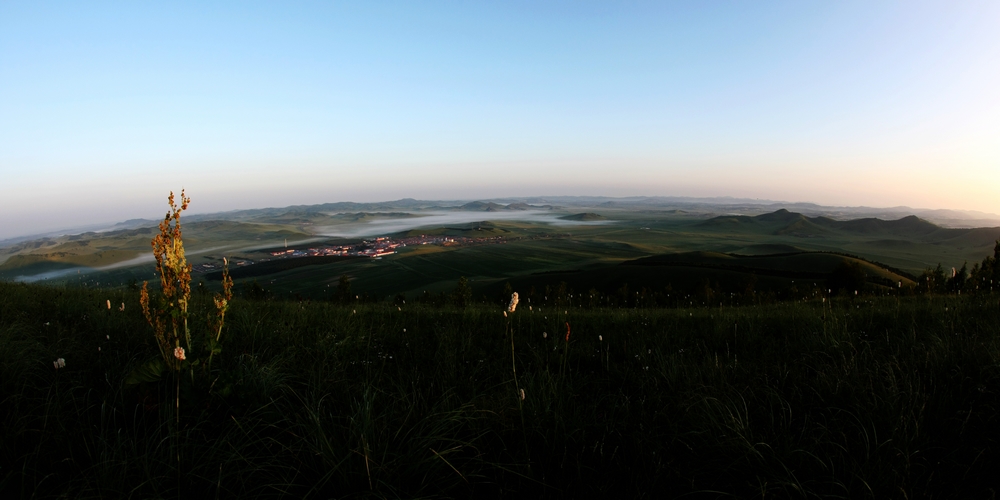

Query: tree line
left=917, top=240, right=1000, bottom=294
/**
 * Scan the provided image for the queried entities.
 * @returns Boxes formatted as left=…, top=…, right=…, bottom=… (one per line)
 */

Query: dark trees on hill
left=924, top=240, right=1000, bottom=294
left=918, top=264, right=948, bottom=294
left=947, top=263, right=969, bottom=293
left=968, top=239, right=1000, bottom=292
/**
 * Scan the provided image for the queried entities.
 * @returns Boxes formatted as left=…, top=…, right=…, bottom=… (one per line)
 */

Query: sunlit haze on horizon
left=2, top=1, right=998, bottom=240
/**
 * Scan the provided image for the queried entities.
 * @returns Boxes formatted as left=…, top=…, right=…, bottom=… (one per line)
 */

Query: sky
left=1, top=1, right=998, bottom=239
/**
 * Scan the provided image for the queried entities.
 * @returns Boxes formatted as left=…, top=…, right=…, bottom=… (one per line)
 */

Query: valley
left=3, top=199, right=998, bottom=303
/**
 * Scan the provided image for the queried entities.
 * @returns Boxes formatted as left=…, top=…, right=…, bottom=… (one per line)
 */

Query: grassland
left=4, top=206, right=999, bottom=303
left=2, top=280, right=999, bottom=498
left=4, top=202, right=1000, bottom=497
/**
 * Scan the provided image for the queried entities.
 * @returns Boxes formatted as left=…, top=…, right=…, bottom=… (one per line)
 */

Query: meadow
left=3, top=200, right=1000, bottom=498
left=5, top=202, right=1000, bottom=300
left=2, top=280, right=998, bottom=498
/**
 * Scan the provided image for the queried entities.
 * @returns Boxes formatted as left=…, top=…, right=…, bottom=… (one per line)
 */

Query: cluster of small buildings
left=268, top=234, right=513, bottom=260
left=191, top=233, right=519, bottom=275
left=268, top=236, right=403, bottom=259
left=188, top=234, right=509, bottom=274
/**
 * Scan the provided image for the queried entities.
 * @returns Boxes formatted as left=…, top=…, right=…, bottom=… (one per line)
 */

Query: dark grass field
left=2, top=280, right=999, bottom=498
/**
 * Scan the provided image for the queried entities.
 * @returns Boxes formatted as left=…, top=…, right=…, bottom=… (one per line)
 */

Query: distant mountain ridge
left=3, top=195, right=999, bottom=248
left=702, top=209, right=965, bottom=240
left=455, top=201, right=554, bottom=212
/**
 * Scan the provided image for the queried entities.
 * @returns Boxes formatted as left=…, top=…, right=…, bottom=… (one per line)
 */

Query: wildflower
left=174, top=346, right=186, bottom=361
left=507, top=292, right=519, bottom=313
left=53, top=358, right=66, bottom=369
left=143, top=190, right=193, bottom=370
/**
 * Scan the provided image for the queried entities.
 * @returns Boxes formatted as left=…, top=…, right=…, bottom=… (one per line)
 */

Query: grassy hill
left=471, top=250, right=914, bottom=306
left=0, top=220, right=314, bottom=277
left=559, top=212, right=607, bottom=221
left=4, top=209, right=1000, bottom=301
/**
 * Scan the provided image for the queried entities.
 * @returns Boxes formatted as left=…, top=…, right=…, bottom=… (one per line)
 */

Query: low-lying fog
left=13, top=245, right=233, bottom=283
left=316, top=211, right=613, bottom=238
left=11, top=213, right=613, bottom=282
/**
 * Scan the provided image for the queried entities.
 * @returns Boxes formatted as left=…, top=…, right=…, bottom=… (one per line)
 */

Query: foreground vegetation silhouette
left=5, top=286, right=1000, bottom=497
left=1, top=192, right=999, bottom=498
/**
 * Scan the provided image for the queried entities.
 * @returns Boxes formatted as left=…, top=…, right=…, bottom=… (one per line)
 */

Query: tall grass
left=1, top=280, right=998, bottom=498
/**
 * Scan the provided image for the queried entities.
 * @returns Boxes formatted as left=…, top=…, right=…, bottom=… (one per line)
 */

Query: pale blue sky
left=1, top=1, right=998, bottom=238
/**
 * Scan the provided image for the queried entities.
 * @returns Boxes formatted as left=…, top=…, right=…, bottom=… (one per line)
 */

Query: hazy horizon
left=5, top=193, right=1000, bottom=244
left=3, top=2, right=998, bottom=240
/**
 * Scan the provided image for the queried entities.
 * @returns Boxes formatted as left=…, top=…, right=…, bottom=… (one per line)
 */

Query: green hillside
left=4, top=208, right=1000, bottom=299
left=559, top=212, right=607, bottom=221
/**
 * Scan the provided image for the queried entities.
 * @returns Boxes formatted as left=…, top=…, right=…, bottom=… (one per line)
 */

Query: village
left=191, top=233, right=507, bottom=274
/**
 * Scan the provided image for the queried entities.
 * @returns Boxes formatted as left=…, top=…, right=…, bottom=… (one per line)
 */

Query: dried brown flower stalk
left=140, top=190, right=193, bottom=371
